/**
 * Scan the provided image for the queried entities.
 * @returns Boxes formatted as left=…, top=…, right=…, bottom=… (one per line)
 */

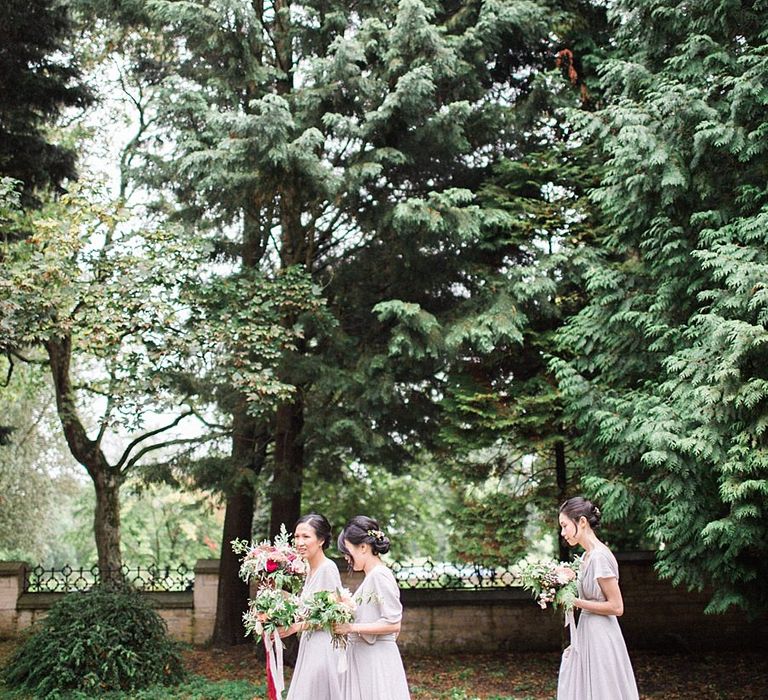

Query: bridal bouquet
left=243, top=587, right=300, bottom=638
left=519, top=558, right=580, bottom=611
left=232, top=523, right=308, bottom=593
left=297, top=588, right=357, bottom=649
left=232, top=524, right=308, bottom=700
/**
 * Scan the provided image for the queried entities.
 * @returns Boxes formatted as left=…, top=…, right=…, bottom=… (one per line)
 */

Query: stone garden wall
left=1, top=554, right=764, bottom=653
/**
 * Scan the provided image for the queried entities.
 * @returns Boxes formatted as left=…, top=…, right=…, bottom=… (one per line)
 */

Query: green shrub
left=103, top=677, right=265, bottom=699
left=2, top=586, right=185, bottom=698
left=1, top=677, right=265, bottom=700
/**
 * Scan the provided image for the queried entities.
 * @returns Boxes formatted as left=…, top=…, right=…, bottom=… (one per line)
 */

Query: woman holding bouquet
left=557, top=497, right=639, bottom=700
left=335, top=516, right=410, bottom=700
left=283, top=513, right=343, bottom=700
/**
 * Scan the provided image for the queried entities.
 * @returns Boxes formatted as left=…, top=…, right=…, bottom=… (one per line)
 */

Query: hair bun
left=367, top=528, right=390, bottom=554
left=338, top=516, right=392, bottom=558
left=372, top=536, right=391, bottom=555
left=560, top=496, right=602, bottom=530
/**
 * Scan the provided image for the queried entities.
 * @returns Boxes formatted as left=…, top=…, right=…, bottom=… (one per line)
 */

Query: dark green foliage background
left=1, top=0, right=768, bottom=624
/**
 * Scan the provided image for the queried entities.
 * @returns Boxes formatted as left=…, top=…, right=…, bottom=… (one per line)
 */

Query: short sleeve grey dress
left=286, top=557, right=344, bottom=700
left=341, top=564, right=411, bottom=700
left=558, top=547, right=639, bottom=700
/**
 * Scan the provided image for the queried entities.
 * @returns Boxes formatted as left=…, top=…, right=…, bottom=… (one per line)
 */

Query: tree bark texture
left=269, top=397, right=304, bottom=539
left=212, top=410, right=267, bottom=646
left=46, top=334, right=123, bottom=573
left=93, top=467, right=123, bottom=577
left=555, top=440, right=570, bottom=563
left=213, top=489, right=255, bottom=646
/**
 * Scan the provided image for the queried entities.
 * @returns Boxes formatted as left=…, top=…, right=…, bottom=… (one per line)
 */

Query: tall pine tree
left=86, top=0, right=565, bottom=641
left=554, top=0, right=768, bottom=613
left=0, top=0, right=91, bottom=205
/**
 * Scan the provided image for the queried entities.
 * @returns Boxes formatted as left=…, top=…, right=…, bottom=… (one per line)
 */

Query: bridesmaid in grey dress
left=557, top=497, right=639, bottom=700
left=334, top=516, right=411, bottom=700
left=283, top=513, right=343, bottom=700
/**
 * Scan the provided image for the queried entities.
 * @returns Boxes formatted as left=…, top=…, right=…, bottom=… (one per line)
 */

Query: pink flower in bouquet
left=334, top=588, right=357, bottom=612
left=554, top=565, right=577, bottom=585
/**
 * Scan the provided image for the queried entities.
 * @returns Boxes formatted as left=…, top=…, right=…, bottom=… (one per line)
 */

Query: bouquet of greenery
left=243, top=587, right=300, bottom=638
left=232, top=523, right=308, bottom=594
left=297, top=588, right=357, bottom=649
left=519, top=558, right=580, bottom=612
left=242, top=587, right=300, bottom=700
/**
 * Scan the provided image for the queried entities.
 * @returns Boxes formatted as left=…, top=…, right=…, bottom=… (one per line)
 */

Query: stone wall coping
left=194, top=559, right=220, bottom=575
left=17, top=592, right=67, bottom=609
left=0, top=561, right=28, bottom=575
left=17, top=590, right=193, bottom=610
left=402, top=586, right=531, bottom=607
left=143, top=591, right=194, bottom=609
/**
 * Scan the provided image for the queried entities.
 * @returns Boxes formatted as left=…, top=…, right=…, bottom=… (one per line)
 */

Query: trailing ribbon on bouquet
left=263, top=630, right=285, bottom=699
left=337, top=649, right=348, bottom=674
left=564, top=609, right=579, bottom=652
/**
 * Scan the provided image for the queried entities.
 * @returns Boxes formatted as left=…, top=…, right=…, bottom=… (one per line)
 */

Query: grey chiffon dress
left=558, top=546, right=639, bottom=700
left=341, top=564, right=411, bottom=700
left=286, top=557, right=344, bottom=700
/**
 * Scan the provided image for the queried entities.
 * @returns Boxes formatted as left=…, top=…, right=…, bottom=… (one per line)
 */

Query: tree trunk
left=209, top=66, right=274, bottom=643
left=212, top=411, right=267, bottom=646
left=93, top=467, right=123, bottom=576
left=47, top=335, right=123, bottom=572
left=555, top=440, right=569, bottom=562
left=213, top=489, right=255, bottom=646
left=269, top=397, right=304, bottom=539
left=555, top=439, right=571, bottom=649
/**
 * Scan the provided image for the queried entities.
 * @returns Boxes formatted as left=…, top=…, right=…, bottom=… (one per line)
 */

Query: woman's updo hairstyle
left=337, top=515, right=391, bottom=556
left=560, top=496, right=602, bottom=530
left=295, top=512, right=333, bottom=550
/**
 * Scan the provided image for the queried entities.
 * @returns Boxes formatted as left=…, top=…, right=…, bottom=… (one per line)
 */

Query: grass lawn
left=2, top=639, right=767, bottom=699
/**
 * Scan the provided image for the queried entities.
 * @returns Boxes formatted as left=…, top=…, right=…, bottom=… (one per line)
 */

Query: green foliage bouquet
left=242, top=587, right=299, bottom=699
left=519, top=558, right=580, bottom=611
left=297, top=588, right=357, bottom=649
left=242, top=587, right=300, bottom=638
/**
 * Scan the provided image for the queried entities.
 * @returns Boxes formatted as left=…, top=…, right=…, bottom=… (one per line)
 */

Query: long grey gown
left=558, top=546, right=639, bottom=700
left=341, top=564, right=411, bottom=700
left=286, top=557, right=344, bottom=700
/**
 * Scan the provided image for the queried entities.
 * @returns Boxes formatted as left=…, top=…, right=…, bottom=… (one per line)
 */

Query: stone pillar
left=193, top=559, right=220, bottom=644
left=0, top=562, right=26, bottom=637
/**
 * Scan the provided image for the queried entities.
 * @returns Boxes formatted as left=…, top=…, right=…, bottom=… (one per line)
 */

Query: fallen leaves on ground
left=181, top=644, right=768, bottom=699
left=3, top=639, right=767, bottom=699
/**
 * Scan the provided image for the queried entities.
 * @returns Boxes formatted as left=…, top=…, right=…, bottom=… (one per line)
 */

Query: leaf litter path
left=1, top=640, right=765, bottom=698
left=183, top=646, right=768, bottom=699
